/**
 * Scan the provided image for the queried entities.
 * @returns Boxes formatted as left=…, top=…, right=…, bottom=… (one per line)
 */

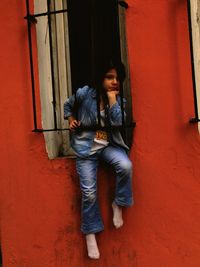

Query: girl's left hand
left=106, top=90, right=119, bottom=106
left=106, top=90, right=119, bottom=98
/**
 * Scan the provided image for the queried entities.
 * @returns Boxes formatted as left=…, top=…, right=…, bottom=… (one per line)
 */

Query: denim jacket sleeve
left=108, top=97, right=126, bottom=126
left=64, top=86, right=89, bottom=119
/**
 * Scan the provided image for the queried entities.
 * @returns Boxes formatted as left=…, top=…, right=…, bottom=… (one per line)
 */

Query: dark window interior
left=67, top=0, right=121, bottom=91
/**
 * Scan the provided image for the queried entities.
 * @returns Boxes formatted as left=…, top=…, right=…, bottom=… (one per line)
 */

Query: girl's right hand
left=68, top=116, right=80, bottom=131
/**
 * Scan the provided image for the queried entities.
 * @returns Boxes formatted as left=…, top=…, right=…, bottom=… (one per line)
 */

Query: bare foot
left=86, top=234, right=100, bottom=259
left=112, top=202, right=123, bottom=229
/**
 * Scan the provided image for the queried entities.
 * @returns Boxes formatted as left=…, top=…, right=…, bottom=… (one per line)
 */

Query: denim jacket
left=64, top=85, right=129, bottom=157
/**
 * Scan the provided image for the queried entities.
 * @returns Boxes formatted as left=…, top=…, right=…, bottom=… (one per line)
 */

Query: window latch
left=24, top=15, right=37, bottom=24
left=189, top=118, right=200, bottom=123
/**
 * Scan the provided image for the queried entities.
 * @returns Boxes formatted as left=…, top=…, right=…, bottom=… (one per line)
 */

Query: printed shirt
left=90, top=110, right=109, bottom=154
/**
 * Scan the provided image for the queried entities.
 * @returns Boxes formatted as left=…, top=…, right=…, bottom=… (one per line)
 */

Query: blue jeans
left=76, top=145, right=133, bottom=234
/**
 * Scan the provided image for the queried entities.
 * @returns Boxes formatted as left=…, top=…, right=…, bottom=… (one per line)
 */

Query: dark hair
left=94, top=58, right=126, bottom=88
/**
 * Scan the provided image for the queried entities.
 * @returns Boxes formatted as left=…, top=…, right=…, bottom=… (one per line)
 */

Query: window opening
left=67, top=0, right=127, bottom=129
left=25, top=0, right=135, bottom=157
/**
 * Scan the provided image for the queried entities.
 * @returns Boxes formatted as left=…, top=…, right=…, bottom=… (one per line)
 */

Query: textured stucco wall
left=0, top=0, right=200, bottom=266
left=126, top=0, right=200, bottom=266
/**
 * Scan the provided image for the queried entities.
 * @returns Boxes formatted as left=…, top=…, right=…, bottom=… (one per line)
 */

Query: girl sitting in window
left=64, top=59, right=133, bottom=259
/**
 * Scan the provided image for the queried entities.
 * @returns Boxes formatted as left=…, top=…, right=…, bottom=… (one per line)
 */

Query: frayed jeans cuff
left=81, top=224, right=104, bottom=235
left=114, top=197, right=134, bottom=207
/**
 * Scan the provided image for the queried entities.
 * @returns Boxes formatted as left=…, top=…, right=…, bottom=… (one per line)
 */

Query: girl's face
left=102, top=68, right=120, bottom=93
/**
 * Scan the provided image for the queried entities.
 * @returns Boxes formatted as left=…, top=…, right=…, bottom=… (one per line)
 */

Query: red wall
left=1, top=0, right=200, bottom=266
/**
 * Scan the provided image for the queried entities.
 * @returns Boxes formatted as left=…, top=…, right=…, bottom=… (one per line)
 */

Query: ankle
left=86, top=234, right=100, bottom=260
left=112, top=201, right=123, bottom=229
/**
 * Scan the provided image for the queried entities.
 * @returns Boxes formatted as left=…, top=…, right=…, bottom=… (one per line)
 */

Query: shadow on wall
left=168, top=0, right=192, bottom=122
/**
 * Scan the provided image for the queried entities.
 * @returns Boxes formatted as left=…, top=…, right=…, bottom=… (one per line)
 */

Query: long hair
left=93, top=58, right=126, bottom=90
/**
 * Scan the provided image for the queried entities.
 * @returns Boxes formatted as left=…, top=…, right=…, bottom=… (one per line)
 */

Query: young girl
left=64, top=60, right=133, bottom=259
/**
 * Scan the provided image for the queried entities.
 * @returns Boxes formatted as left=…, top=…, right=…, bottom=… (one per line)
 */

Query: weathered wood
left=55, top=0, right=73, bottom=156
left=34, top=0, right=73, bottom=158
left=118, top=5, right=133, bottom=148
left=190, top=0, right=200, bottom=130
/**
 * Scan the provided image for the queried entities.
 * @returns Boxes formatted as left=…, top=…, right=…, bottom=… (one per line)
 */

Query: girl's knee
left=119, top=159, right=132, bottom=173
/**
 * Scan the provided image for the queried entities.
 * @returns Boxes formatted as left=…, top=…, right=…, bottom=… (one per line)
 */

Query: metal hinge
left=118, top=1, right=129, bottom=9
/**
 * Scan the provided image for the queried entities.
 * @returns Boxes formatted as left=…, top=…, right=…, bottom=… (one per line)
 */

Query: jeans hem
left=114, top=198, right=134, bottom=207
left=81, top=226, right=104, bottom=235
